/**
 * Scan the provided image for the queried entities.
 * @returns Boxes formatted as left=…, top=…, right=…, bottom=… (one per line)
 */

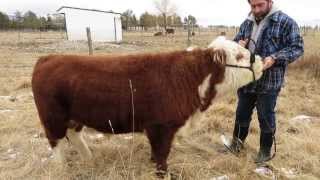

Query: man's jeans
left=233, top=88, right=280, bottom=144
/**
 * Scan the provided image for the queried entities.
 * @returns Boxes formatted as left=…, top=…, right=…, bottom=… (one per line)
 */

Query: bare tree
left=154, top=0, right=177, bottom=31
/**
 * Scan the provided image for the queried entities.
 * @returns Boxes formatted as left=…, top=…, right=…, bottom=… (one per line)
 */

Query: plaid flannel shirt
left=234, top=11, right=304, bottom=93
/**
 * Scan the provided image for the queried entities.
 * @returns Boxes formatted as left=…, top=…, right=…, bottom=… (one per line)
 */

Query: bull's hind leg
left=145, top=124, right=179, bottom=173
left=34, top=97, right=70, bottom=164
left=42, top=117, right=68, bottom=164
left=45, top=124, right=69, bottom=164
left=66, top=121, right=92, bottom=161
left=52, top=137, right=68, bottom=164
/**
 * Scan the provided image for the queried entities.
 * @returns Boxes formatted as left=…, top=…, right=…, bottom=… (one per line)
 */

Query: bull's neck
left=192, top=51, right=225, bottom=112
left=177, top=52, right=214, bottom=112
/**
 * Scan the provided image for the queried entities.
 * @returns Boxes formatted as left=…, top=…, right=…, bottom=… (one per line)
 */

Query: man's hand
left=263, top=56, right=275, bottom=70
left=239, top=39, right=249, bottom=47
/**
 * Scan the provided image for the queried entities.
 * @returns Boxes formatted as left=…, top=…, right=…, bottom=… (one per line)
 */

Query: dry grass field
left=0, top=30, right=319, bottom=180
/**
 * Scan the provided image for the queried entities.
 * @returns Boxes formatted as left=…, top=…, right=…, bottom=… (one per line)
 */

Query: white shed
left=57, top=6, right=122, bottom=42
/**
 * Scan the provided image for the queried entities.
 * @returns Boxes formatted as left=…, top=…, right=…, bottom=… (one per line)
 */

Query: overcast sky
left=1, top=0, right=319, bottom=26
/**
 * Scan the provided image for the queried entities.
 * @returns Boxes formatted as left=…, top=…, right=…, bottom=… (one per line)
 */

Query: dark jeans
left=233, top=88, right=280, bottom=148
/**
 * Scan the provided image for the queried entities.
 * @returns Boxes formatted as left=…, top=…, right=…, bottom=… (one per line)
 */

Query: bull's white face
left=180, top=38, right=264, bottom=136
left=208, top=36, right=263, bottom=94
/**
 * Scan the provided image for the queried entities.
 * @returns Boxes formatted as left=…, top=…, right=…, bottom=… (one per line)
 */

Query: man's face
left=249, top=0, right=272, bottom=18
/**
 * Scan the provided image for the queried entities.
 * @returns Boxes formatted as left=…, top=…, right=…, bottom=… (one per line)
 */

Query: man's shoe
left=255, top=147, right=272, bottom=164
left=223, top=136, right=244, bottom=156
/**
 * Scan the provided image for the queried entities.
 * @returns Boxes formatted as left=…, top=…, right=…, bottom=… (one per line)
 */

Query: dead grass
left=0, top=30, right=319, bottom=180
left=291, top=56, right=320, bottom=80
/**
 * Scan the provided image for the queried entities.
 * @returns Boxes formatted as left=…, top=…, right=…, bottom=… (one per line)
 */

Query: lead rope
left=247, top=38, right=276, bottom=162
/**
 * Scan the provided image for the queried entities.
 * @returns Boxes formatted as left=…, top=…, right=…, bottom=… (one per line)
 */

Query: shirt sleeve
left=233, top=21, right=248, bottom=42
left=271, top=20, right=304, bottom=66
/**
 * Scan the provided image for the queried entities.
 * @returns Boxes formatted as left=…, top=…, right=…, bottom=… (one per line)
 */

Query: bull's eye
left=236, top=53, right=244, bottom=62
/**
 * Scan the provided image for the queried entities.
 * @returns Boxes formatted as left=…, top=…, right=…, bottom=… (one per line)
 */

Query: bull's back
left=31, top=55, right=163, bottom=132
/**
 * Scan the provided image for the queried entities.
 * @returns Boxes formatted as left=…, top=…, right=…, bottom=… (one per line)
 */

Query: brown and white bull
left=31, top=37, right=263, bottom=173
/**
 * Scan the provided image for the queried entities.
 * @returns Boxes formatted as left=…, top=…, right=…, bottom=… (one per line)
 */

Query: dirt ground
left=0, top=30, right=319, bottom=180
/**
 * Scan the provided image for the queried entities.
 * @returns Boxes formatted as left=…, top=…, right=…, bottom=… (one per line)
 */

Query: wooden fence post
left=187, top=16, right=191, bottom=47
left=86, top=27, right=93, bottom=55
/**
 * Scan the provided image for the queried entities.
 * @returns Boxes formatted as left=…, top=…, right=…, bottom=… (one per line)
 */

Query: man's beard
left=255, top=10, right=270, bottom=21
left=254, top=8, right=271, bottom=22
left=254, top=3, right=272, bottom=22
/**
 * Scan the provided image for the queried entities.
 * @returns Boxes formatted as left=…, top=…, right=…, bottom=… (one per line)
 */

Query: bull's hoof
left=156, top=164, right=168, bottom=178
left=155, top=170, right=178, bottom=180
left=155, top=170, right=167, bottom=178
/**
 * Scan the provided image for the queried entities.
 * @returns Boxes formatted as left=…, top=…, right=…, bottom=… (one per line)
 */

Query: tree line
left=0, top=9, right=197, bottom=31
left=121, top=9, right=197, bottom=31
left=0, top=10, right=64, bottom=30
left=122, top=0, right=197, bottom=31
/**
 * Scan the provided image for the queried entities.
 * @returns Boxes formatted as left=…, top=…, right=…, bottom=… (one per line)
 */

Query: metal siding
left=62, top=8, right=121, bottom=42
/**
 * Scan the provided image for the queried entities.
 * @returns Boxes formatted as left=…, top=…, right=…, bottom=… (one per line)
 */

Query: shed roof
left=57, top=6, right=122, bottom=15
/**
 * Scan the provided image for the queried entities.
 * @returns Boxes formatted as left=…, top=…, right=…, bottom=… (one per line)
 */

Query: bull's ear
left=212, top=48, right=226, bottom=65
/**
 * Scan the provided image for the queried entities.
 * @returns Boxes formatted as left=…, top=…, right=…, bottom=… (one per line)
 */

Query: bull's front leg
left=145, top=124, right=179, bottom=175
